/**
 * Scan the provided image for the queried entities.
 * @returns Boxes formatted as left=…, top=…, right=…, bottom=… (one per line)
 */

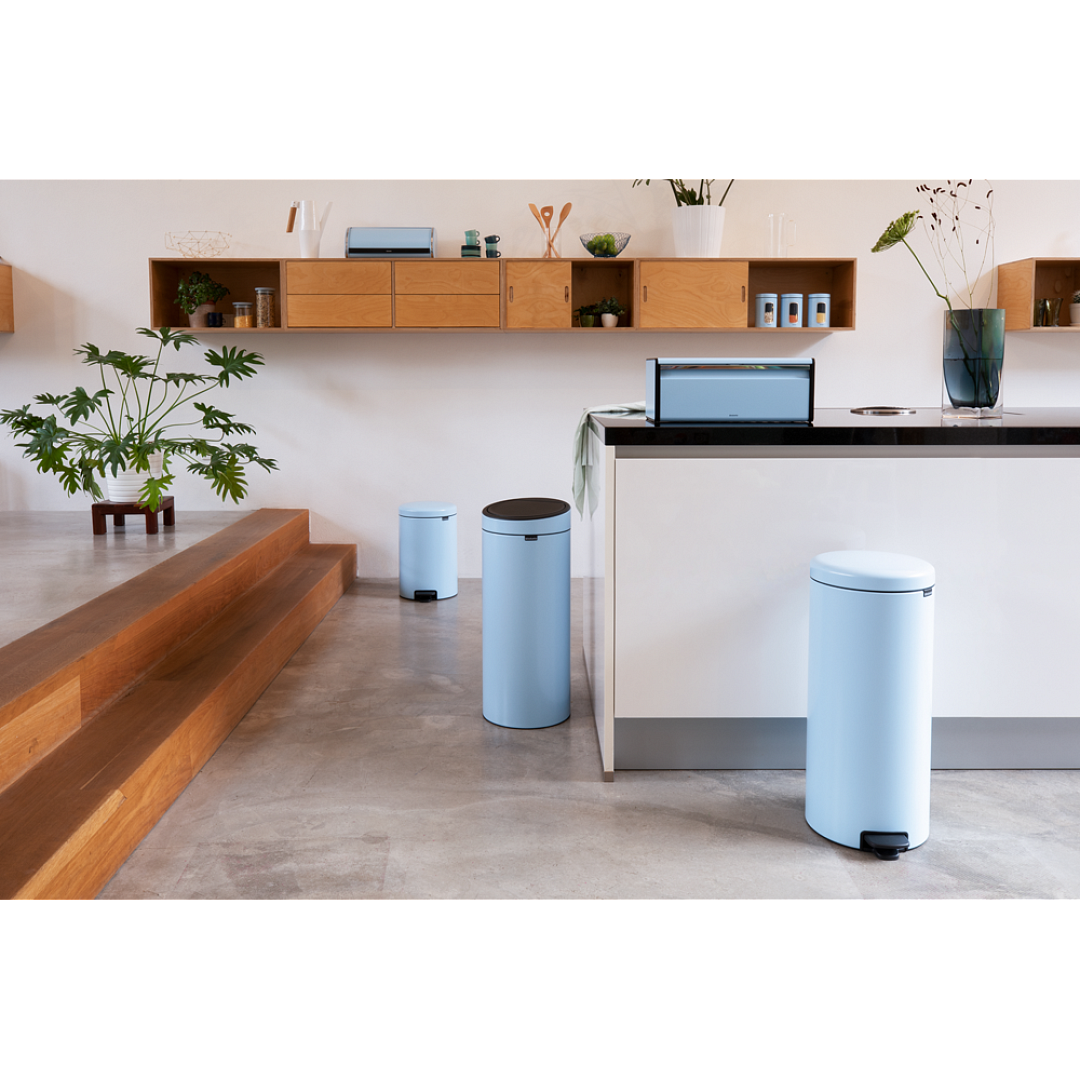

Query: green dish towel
left=572, top=402, right=645, bottom=518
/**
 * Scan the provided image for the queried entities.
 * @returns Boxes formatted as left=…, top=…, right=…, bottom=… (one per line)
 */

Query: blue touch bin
left=805, top=550, right=935, bottom=860
left=399, top=501, right=458, bottom=601
left=482, top=498, right=571, bottom=729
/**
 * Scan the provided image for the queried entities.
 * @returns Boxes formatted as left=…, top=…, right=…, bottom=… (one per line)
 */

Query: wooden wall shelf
left=149, top=256, right=857, bottom=334
left=999, top=257, right=1080, bottom=330
left=0, top=260, right=13, bottom=333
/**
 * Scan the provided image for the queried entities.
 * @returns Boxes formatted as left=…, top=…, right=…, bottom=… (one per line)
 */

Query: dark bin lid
left=482, top=498, right=570, bottom=521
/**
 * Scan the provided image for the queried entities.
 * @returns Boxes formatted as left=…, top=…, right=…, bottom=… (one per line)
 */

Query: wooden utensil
left=549, top=202, right=571, bottom=252
left=540, top=206, right=554, bottom=255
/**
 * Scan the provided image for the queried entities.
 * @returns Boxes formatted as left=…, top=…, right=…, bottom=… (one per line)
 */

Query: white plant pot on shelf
left=672, top=205, right=726, bottom=257
left=104, top=453, right=164, bottom=503
left=601, top=313, right=619, bottom=327
left=1070, top=303, right=1080, bottom=327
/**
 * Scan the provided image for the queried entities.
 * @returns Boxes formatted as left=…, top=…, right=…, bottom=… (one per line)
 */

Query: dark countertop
left=590, top=408, right=1080, bottom=447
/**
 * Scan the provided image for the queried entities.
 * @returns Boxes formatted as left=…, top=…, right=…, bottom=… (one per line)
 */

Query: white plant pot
left=600, top=313, right=619, bottom=327
left=672, top=204, right=726, bottom=258
left=1070, top=303, right=1080, bottom=328
left=104, top=453, right=164, bottom=504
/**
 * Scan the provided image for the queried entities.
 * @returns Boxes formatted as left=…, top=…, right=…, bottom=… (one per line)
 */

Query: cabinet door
left=506, top=261, right=572, bottom=328
left=639, top=261, right=748, bottom=329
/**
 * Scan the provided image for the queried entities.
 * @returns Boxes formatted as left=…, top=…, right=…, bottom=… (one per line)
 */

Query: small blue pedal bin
left=805, top=550, right=936, bottom=861
left=398, top=501, right=458, bottom=602
left=482, top=498, right=571, bottom=729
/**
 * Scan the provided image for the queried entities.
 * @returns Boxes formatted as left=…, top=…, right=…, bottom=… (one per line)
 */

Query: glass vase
left=942, top=308, right=1005, bottom=419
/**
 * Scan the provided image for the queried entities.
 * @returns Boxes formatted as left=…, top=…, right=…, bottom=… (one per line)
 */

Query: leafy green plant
left=595, top=296, right=626, bottom=317
left=1073, top=290, right=1080, bottom=304
left=175, top=271, right=230, bottom=315
left=575, top=303, right=598, bottom=319
left=633, top=179, right=734, bottom=206
left=1, top=327, right=278, bottom=511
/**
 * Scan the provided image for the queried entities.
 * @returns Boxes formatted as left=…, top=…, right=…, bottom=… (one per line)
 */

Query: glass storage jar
left=255, top=287, right=275, bottom=328
left=233, top=301, right=254, bottom=329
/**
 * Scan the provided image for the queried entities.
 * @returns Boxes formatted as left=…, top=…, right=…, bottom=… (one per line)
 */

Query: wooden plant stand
left=92, top=496, right=175, bottom=536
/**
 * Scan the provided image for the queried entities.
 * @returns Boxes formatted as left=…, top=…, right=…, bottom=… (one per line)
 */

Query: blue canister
left=482, top=498, right=571, bottom=729
left=399, top=500, right=458, bottom=601
left=781, top=293, right=803, bottom=328
left=755, top=293, right=778, bottom=328
left=807, top=293, right=831, bottom=328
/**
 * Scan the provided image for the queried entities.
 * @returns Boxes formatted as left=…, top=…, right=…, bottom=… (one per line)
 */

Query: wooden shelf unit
left=999, top=258, right=1080, bottom=330
left=0, top=260, right=13, bottom=333
left=148, top=256, right=857, bottom=333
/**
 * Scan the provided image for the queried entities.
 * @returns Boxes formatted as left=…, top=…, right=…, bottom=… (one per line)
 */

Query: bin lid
left=399, top=500, right=457, bottom=518
left=482, top=498, right=571, bottom=536
left=810, top=550, right=935, bottom=592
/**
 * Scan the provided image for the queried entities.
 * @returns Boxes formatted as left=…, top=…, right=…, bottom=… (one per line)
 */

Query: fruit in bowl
left=581, top=232, right=630, bottom=257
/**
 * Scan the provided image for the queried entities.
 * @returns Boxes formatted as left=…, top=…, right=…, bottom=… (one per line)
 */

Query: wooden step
left=0, top=541, right=356, bottom=899
left=0, top=508, right=312, bottom=796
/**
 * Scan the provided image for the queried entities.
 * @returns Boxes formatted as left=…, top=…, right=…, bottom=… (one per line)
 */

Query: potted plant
left=575, top=303, right=598, bottom=328
left=1, top=327, right=278, bottom=512
left=176, top=271, right=230, bottom=327
left=1071, top=290, right=1080, bottom=328
left=633, top=179, right=734, bottom=257
left=872, top=180, right=1001, bottom=418
left=595, top=296, right=626, bottom=328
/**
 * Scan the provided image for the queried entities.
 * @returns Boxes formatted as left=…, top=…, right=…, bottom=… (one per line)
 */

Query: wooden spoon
left=549, top=202, right=572, bottom=251
left=540, top=206, right=554, bottom=254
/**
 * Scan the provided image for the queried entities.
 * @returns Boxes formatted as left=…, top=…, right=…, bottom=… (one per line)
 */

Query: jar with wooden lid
left=255, top=287, right=276, bottom=328
left=233, top=301, right=254, bottom=329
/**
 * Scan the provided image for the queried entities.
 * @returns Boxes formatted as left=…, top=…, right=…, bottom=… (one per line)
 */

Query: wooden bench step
left=0, top=542, right=356, bottom=899
left=0, top=509, right=312, bottom=796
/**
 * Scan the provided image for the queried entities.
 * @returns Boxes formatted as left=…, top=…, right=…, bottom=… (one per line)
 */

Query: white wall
left=3, top=178, right=1080, bottom=576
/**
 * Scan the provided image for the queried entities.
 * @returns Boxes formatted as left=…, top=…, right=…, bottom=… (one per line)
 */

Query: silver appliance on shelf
left=645, top=357, right=815, bottom=423
left=344, top=227, right=436, bottom=258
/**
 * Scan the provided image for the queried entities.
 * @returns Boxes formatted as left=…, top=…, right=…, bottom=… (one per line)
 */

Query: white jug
left=288, top=200, right=333, bottom=258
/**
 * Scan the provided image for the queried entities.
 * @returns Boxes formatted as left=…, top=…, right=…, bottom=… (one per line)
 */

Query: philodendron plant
left=633, top=179, right=735, bottom=206
left=1, top=327, right=278, bottom=511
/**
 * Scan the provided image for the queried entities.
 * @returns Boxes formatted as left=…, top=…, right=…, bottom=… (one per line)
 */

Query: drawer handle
left=509, top=286, right=514, bottom=302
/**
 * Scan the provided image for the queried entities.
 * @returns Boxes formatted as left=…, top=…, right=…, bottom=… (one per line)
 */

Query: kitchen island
left=583, top=408, right=1080, bottom=779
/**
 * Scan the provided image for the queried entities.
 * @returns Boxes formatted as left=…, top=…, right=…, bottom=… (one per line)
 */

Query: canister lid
left=810, top=550, right=935, bottom=592
left=807, top=293, right=830, bottom=299
left=255, top=287, right=276, bottom=294
left=399, top=500, right=457, bottom=518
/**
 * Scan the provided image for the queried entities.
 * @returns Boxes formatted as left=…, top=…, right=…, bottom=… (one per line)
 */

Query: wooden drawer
left=394, top=261, right=500, bottom=295
left=286, top=261, right=391, bottom=294
left=395, top=294, right=500, bottom=328
left=287, top=294, right=392, bottom=328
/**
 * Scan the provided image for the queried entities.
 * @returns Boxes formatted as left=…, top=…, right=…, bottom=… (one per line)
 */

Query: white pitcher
left=290, top=200, right=333, bottom=258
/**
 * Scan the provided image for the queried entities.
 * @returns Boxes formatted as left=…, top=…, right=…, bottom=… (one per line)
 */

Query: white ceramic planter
left=104, top=453, right=164, bottom=503
left=1070, top=303, right=1080, bottom=328
left=601, top=313, right=619, bottom=327
left=672, top=205, right=726, bottom=258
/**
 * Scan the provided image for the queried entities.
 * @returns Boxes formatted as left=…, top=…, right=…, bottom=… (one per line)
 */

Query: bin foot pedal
left=860, top=832, right=910, bottom=860
left=414, top=590, right=437, bottom=603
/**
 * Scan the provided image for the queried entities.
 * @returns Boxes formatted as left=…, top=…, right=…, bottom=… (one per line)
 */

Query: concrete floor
left=4, top=513, right=1080, bottom=899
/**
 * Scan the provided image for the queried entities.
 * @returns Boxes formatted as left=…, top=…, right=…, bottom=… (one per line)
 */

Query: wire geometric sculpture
left=164, top=231, right=232, bottom=258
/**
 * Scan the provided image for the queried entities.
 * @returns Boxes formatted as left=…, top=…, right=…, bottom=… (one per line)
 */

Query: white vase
left=104, top=453, right=164, bottom=504
left=672, top=205, right=726, bottom=258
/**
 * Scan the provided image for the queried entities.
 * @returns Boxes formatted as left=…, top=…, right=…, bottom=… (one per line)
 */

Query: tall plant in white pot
left=634, top=179, right=734, bottom=257
left=873, top=180, right=1000, bottom=418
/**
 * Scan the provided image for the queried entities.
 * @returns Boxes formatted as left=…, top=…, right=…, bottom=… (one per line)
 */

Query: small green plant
left=633, top=179, right=734, bottom=206
left=595, top=296, right=626, bottom=317
left=175, top=270, right=230, bottom=315
left=1, top=327, right=278, bottom=511
left=575, top=303, right=598, bottom=319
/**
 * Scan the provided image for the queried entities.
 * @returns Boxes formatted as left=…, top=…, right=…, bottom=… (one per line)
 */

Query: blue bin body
left=482, top=498, right=571, bottom=729
left=399, top=501, right=457, bottom=601
left=805, top=550, right=935, bottom=853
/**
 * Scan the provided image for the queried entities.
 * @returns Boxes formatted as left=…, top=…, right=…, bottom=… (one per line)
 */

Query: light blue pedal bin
left=398, top=501, right=458, bottom=603
left=805, top=550, right=935, bottom=861
left=482, top=498, right=571, bottom=729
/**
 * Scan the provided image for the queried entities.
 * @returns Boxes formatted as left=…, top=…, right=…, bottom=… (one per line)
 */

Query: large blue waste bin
left=482, top=498, right=571, bottom=729
left=805, top=550, right=935, bottom=860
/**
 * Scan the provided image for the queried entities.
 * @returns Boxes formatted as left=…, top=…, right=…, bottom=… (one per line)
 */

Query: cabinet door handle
left=643, top=285, right=648, bottom=303
left=509, top=286, right=514, bottom=302
left=742, top=285, right=746, bottom=302
left=565, top=286, right=569, bottom=302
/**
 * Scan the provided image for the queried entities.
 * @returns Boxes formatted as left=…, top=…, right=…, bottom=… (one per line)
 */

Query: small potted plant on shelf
left=175, top=271, right=231, bottom=327
left=1071, top=290, right=1080, bottom=328
left=0, top=327, right=278, bottom=513
left=595, top=297, right=626, bottom=328
left=633, top=179, right=734, bottom=257
left=575, top=303, right=598, bottom=328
